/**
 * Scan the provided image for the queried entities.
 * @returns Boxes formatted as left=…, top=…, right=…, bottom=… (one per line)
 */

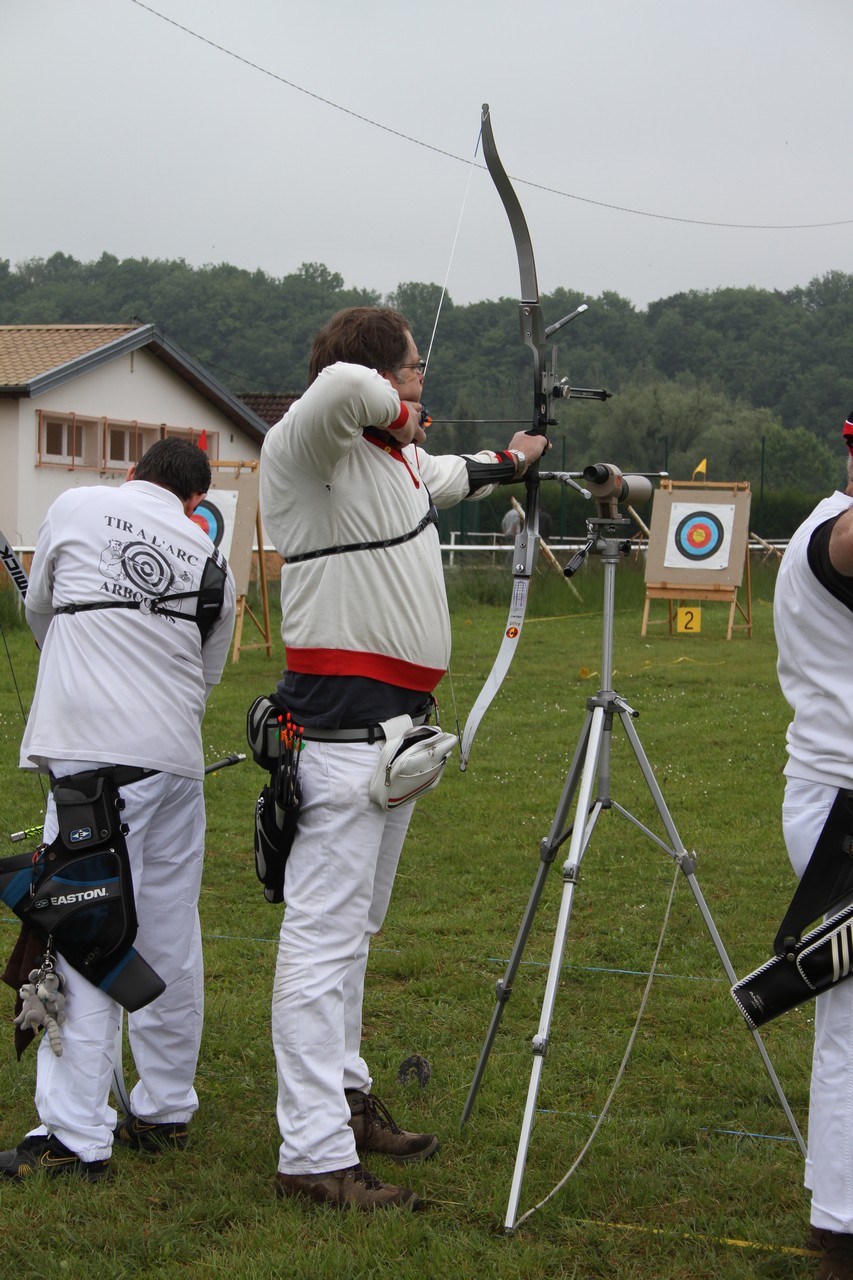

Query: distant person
left=538, top=507, right=553, bottom=544
left=501, top=498, right=522, bottom=542
left=259, top=305, right=549, bottom=1211
left=773, top=414, right=853, bottom=1278
left=0, top=439, right=235, bottom=1181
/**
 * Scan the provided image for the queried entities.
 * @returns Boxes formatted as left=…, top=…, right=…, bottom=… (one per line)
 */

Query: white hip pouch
left=368, top=714, right=457, bottom=810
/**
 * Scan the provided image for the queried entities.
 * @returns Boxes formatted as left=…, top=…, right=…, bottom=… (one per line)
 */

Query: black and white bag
left=732, top=903, right=853, bottom=1029
left=731, top=788, right=853, bottom=1029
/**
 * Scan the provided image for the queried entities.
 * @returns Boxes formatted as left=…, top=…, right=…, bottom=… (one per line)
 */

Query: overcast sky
left=3, top=0, right=852, bottom=318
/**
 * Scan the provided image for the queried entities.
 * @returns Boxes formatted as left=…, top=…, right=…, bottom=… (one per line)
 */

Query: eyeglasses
left=396, top=360, right=427, bottom=375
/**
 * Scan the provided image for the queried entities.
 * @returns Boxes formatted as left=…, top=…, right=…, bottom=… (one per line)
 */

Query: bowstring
left=422, top=117, right=484, bottom=376
left=422, top=115, right=484, bottom=747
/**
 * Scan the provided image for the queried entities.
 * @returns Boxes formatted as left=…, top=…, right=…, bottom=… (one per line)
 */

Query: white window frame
left=36, top=412, right=218, bottom=472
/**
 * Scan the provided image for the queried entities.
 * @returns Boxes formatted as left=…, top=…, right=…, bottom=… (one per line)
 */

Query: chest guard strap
left=286, top=504, right=438, bottom=565
left=55, top=551, right=227, bottom=641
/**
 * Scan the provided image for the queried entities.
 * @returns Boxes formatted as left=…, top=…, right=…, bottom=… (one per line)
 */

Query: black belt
left=301, top=714, right=428, bottom=743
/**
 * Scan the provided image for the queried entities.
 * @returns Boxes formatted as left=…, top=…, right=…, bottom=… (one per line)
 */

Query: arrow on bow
left=458, top=104, right=609, bottom=771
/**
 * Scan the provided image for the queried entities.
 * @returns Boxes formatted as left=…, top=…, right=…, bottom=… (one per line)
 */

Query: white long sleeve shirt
left=260, top=362, right=501, bottom=693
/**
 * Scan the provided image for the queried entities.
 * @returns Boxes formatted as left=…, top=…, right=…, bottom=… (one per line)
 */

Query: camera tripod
left=459, top=485, right=805, bottom=1234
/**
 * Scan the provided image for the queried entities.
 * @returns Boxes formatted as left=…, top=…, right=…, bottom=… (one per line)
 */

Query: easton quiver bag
left=731, top=788, right=853, bottom=1030
left=247, top=695, right=302, bottom=904
left=0, top=768, right=165, bottom=1012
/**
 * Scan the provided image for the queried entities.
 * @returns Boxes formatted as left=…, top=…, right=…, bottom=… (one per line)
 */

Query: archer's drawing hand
left=396, top=400, right=428, bottom=445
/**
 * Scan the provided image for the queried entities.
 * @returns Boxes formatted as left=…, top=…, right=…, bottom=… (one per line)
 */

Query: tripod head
left=556, top=463, right=658, bottom=578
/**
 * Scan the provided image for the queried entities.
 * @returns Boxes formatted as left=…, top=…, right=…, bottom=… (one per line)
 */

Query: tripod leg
left=461, top=708, right=596, bottom=1127
left=618, top=711, right=807, bottom=1158
left=504, top=707, right=609, bottom=1230
left=505, top=864, right=583, bottom=1232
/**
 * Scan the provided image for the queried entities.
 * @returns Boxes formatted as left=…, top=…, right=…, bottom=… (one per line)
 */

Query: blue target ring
left=673, top=510, right=724, bottom=561
left=190, top=499, right=224, bottom=548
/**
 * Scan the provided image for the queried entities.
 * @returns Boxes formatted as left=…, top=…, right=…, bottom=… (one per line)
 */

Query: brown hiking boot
left=811, top=1227, right=853, bottom=1279
left=346, top=1090, right=438, bottom=1163
left=275, top=1161, right=422, bottom=1210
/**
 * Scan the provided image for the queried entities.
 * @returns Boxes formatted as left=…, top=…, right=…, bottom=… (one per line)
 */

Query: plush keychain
left=14, top=966, right=67, bottom=1057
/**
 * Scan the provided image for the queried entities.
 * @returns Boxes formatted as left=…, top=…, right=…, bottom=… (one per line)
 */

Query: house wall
left=0, top=401, right=21, bottom=541
left=9, top=348, right=261, bottom=545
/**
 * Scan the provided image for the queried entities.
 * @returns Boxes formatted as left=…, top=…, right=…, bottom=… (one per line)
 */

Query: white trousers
left=271, top=738, right=413, bottom=1175
left=29, top=771, right=206, bottom=1162
left=783, top=776, right=853, bottom=1232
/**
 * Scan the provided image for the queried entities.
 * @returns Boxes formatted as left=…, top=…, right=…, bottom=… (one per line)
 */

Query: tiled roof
left=238, top=392, right=298, bottom=425
left=0, top=325, right=139, bottom=385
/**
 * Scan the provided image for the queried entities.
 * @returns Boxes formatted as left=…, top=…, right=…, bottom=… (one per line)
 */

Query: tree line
left=3, top=253, right=852, bottom=536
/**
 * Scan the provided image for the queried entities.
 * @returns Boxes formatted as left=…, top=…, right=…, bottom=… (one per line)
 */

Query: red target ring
left=673, top=510, right=724, bottom=561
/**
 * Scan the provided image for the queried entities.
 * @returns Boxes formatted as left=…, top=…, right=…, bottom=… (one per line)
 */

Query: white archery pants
left=783, top=776, right=853, bottom=1232
left=272, top=738, right=414, bottom=1175
left=30, top=770, right=206, bottom=1163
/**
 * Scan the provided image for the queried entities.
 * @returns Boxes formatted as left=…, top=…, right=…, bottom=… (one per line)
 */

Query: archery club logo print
left=120, top=541, right=188, bottom=594
left=664, top=503, right=735, bottom=572
left=99, top=538, right=191, bottom=601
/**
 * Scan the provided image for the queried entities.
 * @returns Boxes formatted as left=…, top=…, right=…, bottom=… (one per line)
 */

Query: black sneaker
left=114, top=1113, right=189, bottom=1154
left=0, top=1135, right=111, bottom=1182
left=346, top=1090, right=439, bottom=1163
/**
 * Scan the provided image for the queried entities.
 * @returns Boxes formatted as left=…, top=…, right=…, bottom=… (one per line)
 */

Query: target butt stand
left=459, top=463, right=804, bottom=1233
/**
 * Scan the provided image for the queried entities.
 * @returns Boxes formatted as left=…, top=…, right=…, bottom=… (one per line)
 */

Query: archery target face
left=664, top=503, right=735, bottom=572
left=190, top=490, right=238, bottom=560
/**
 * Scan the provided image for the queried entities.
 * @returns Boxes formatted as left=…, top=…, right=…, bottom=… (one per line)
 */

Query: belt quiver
left=731, top=789, right=853, bottom=1030
left=247, top=695, right=302, bottom=904
left=0, top=767, right=165, bottom=1011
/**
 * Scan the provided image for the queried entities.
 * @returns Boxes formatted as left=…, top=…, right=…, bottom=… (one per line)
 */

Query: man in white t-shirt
left=774, top=416, right=853, bottom=1279
left=0, top=438, right=235, bottom=1182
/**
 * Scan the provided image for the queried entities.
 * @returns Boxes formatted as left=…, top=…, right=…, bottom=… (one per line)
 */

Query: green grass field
left=0, top=556, right=822, bottom=1278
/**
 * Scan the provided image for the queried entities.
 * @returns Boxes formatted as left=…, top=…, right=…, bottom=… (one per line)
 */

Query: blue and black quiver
left=0, top=767, right=165, bottom=1012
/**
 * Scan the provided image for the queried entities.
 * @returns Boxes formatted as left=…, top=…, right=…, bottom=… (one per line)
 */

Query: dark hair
left=134, top=438, right=211, bottom=500
left=307, top=307, right=411, bottom=385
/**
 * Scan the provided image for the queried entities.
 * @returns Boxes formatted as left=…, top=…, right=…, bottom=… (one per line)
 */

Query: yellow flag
left=692, top=458, right=707, bottom=480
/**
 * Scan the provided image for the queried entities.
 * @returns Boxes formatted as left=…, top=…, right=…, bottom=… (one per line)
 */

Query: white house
left=0, top=324, right=269, bottom=546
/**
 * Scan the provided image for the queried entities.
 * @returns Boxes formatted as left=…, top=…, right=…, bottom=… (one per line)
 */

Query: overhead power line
left=129, top=0, right=853, bottom=231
